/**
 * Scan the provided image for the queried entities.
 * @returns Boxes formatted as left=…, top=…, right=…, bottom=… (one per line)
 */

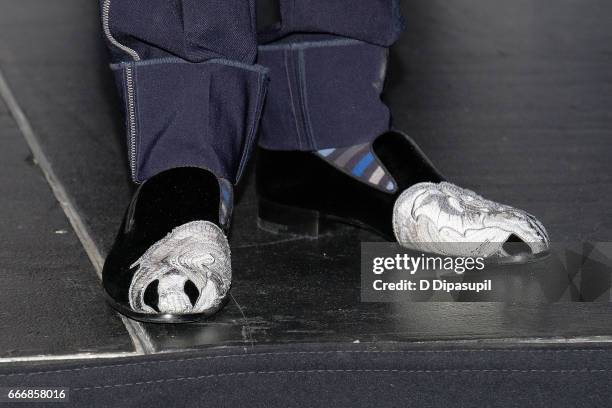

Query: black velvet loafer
left=103, top=167, right=233, bottom=323
left=256, top=131, right=550, bottom=259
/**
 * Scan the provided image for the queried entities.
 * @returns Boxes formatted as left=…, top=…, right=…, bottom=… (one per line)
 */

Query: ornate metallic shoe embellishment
left=393, top=182, right=550, bottom=257
left=129, top=221, right=231, bottom=314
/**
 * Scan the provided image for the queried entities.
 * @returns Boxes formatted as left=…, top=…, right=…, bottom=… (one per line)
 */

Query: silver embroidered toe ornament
left=129, top=221, right=231, bottom=314
left=393, top=182, right=549, bottom=258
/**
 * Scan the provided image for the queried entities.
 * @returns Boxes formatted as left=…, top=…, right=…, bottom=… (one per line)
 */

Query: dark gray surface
left=143, top=242, right=612, bottom=351
left=387, top=0, right=612, bottom=242
left=0, top=0, right=611, bottom=356
left=0, top=97, right=133, bottom=358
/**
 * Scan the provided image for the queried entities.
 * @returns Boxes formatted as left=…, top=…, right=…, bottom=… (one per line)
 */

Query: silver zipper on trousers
left=102, top=0, right=140, bottom=180
left=125, top=65, right=137, bottom=180
left=102, top=0, right=140, bottom=61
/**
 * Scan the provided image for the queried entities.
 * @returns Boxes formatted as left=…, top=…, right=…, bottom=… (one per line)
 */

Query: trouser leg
left=101, top=0, right=268, bottom=183
left=257, top=0, right=405, bottom=151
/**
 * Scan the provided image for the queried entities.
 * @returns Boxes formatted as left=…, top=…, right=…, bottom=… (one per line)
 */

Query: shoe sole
left=105, top=292, right=230, bottom=324
left=257, top=197, right=550, bottom=265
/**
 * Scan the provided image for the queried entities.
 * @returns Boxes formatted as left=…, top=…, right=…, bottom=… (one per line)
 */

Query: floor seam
left=0, top=66, right=155, bottom=356
left=0, top=352, right=142, bottom=365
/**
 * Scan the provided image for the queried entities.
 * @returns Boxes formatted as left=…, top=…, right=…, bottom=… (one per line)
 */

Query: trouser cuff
left=257, top=39, right=391, bottom=151
left=111, top=58, right=268, bottom=183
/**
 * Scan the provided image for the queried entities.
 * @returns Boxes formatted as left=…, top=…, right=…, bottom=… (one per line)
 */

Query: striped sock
left=218, top=178, right=234, bottom=228
left=316, top=143, right=397, bottom=193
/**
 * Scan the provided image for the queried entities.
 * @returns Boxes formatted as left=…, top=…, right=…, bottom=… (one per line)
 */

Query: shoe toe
left=128, top=220, right=231, bottom=315
left=393, top=182, right=550, bottom=258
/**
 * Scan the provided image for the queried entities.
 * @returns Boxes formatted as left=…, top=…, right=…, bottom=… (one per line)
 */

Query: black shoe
left=256, top=131, right=549, bottom=259
left=103, top=167, right=233, bottom=323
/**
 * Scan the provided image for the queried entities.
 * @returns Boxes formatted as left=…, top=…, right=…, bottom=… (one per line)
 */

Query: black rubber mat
left=2, top=342, right=612, bottom=407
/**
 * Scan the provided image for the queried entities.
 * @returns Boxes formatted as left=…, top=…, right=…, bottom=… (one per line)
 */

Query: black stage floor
left=0, top=0, right=612, bottom=365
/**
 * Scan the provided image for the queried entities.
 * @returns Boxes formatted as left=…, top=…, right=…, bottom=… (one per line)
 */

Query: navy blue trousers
left=102, top=0, right=404, bottom=183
